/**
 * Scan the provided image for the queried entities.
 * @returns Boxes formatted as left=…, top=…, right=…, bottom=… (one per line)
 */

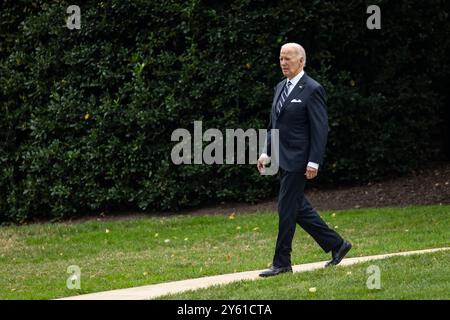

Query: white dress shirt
left=260, top=69, right=319, bottom=171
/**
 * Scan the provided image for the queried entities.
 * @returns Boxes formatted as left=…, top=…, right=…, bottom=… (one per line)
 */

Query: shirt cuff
left=259, top=153, right=270, bottom=163
left=307, top=162, right=319, bottom=170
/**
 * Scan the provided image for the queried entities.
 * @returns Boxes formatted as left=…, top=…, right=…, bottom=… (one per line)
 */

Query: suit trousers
left=273, top=168, right=343, bottom=267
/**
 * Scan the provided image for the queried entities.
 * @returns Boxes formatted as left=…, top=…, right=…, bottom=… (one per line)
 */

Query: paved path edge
left=57, top=247, right=450, bottom=300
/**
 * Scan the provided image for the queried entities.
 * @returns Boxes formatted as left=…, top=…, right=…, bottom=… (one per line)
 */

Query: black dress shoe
left=259, top=265, right=293, bottom=277
left=325, top=240, right=352, bottom=267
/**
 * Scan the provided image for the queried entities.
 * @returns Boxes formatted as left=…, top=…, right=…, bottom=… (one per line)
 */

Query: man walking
left=257, top=43, right=352, bottom=277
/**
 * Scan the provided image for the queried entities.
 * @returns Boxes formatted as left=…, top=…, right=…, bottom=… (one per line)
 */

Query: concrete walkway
left=58, top=247, right=449, bottom=300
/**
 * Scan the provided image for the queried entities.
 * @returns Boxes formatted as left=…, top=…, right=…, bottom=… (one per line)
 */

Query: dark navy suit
left=265, top=72, right=343, bottom=267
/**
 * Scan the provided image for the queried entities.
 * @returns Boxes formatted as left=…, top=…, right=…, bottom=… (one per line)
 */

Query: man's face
left=279, top=47, right=303, bottom=79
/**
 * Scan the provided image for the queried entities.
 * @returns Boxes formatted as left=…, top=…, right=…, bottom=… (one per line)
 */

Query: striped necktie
left=277, top=80, right=292, bottom=114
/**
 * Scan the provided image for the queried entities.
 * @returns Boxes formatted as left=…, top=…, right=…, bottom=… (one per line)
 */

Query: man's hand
left=257, top=154, right=270, bottom=174
left=305, top=166, right=318, bottom=179
left=257, top=158, right=265, bottom=174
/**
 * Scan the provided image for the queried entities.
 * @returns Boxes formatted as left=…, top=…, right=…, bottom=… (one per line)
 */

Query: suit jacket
left=265, top=72, right=329, bottom=172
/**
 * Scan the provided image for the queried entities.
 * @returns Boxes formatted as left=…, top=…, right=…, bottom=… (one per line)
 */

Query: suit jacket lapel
left=272, top=79, right=286, bottom=113
left=278, top=73, right=308, bottom=117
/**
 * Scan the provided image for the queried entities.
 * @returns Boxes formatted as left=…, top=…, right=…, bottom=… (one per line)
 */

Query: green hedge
left=1, top=0, right=449, bottom=223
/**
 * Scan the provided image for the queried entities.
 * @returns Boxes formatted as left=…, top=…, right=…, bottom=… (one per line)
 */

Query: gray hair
left=281, top=43, right=306, bottom=66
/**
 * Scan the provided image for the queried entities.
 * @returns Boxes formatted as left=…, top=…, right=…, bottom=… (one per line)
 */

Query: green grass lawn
left=160, top=251, right=450, bottom=300
left=0, top=204, right=449, bottom=299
